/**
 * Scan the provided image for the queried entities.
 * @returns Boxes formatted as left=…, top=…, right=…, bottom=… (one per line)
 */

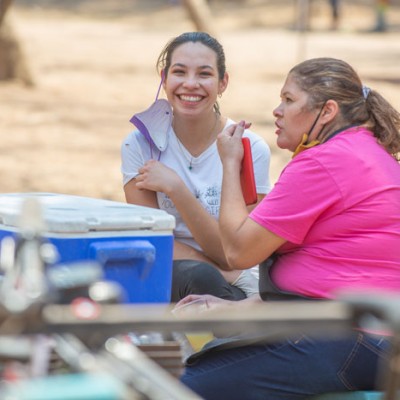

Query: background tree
left=0, top=0, right=33, bottom=85
left=181, top=0, right=216, bottom=37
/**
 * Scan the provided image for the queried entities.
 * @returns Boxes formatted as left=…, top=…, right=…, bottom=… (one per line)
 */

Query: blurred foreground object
left=0, top=197, right=57, bottom=313
left=0, top=195, right=398, bottom=399
left=0, top=192, right=175, bottom=304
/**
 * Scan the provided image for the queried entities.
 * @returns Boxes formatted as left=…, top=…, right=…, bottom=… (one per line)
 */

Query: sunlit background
left=1, top=0, right=399, bottom=202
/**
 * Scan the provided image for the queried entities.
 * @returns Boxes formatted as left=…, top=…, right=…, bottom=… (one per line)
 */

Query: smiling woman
left=121, top=32, right=272, bottom=303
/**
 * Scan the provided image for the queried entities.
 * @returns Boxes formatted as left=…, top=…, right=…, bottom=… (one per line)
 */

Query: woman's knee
left=173, top=260, right=225, bottom=288
left=171, top=260, right=238, bottom=301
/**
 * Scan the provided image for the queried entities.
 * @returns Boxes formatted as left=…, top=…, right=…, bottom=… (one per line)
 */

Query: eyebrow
left=171, top=63, right=214, bottom=70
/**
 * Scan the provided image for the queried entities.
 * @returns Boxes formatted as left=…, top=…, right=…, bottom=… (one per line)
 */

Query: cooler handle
left=88, top=240, right=155, bottom=280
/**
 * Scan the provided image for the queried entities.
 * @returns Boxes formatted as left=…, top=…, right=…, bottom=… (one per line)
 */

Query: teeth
left=180, top=95, right=202, bottom=102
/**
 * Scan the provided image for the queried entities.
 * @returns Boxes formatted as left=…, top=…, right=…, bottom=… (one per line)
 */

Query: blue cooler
left=0, top=193, right=175, bottom=304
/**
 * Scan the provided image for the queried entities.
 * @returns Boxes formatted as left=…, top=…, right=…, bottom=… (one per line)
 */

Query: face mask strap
left=306, top=101, right=326, bottom=142
left=292, top=102, right=326, bottom=158
left=155, top=69, right=165, bottom=101
left=153, top=69, right=166, bottom=161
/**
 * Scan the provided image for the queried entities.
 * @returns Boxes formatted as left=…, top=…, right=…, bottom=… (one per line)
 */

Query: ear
left=219, top=72, right=229, bottom=95
left=320, top=99, right=339, bottom=124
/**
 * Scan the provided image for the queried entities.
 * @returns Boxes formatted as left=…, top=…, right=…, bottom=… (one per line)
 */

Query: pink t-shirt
left=250, top=126, right=400, bottom=299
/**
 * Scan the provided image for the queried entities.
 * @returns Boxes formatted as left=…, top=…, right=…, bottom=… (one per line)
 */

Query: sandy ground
left=1, top=0, right=400, bottom=204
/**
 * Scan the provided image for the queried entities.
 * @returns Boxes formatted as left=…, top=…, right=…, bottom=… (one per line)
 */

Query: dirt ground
left=1, top=0, right=400, bottom=204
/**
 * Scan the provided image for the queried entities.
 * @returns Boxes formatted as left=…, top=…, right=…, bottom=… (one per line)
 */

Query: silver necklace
left=174, top=113, right=220, bottom=171
left=176, top=137, right=195, bottom=170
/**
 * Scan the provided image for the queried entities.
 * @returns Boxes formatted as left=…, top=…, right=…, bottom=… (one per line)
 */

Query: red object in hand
left=240, top=137, right=257, bottom=205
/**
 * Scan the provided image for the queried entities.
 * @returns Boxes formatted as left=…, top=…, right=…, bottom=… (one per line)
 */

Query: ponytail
left=365, top=90, right=400, bottom=160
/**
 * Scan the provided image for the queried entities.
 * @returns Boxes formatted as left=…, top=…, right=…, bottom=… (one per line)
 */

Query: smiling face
left=163, top=42, right=228, bottom=118
left=273, top=73, right=322, bottom=152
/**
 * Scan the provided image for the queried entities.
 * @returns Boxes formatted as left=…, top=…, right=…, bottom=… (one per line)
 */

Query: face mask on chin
left=291, top=102, right=326, bottom=159
left=292, top=133, right=320, bottom=158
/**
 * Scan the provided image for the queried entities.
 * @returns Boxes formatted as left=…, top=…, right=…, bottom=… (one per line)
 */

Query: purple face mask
left=129, top=72, right=172, bottom=157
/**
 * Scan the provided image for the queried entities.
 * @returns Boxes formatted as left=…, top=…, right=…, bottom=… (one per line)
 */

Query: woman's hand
left=217, top=120, right=251, bottom=166
left=135, top=160, right=183, bottom=195
left=174, top=294, right=235, bottom=312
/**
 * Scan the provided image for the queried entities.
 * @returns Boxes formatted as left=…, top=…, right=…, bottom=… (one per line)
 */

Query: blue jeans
left=181, top=332, right=390, bottom=400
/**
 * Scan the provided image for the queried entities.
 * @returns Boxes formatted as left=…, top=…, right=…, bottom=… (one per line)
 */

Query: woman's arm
left=217, top=122, right=286, bottom=270
left=168, top=178, right=264, bottom=270
left=173, top=240, right=242, bottom=283
left=134, top=160, right=235, bottom=269
left=124, top=178, right=159, bottom=208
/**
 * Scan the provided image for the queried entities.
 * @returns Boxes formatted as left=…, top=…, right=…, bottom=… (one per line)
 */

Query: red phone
left=240, top=137, right=257, bottom=205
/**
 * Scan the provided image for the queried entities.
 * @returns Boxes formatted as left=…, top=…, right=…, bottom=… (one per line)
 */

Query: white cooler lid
left=0, top=193, right=176, bottom=233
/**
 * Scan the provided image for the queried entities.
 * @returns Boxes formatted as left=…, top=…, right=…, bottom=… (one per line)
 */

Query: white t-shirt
left=121, top=118, right=271, bottom=251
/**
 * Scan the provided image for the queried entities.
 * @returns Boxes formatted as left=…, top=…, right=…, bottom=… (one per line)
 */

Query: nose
left=183, top=75, right=199, bottom=89
left=273, top=103, right=283, bottom=118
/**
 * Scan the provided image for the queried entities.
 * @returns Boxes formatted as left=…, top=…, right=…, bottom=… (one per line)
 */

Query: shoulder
left=121, top=129, right=149, bottom=150
left=285, top=127, right=375, bottom=182
left=293, top=126, right=370, bottom=162
left=244, top=129, right=271, bottom=158
left=244, top=130, right=269, bottom=150
left=122, top=129, right=141, bottom=144
left=121, top=130, right=150, bottom=161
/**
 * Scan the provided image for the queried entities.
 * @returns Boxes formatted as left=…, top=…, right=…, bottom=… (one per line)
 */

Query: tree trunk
left=0, top=0, right=34, bottom=86
left=0, top=0, right=12, bottom=26
left=181, top=0, right=217, bottom=37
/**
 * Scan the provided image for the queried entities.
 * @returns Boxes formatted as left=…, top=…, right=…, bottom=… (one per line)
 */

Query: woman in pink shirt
left=177, top=57, right=400, bottom=399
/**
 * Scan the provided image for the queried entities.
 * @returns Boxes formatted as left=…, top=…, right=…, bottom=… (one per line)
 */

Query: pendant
left=189, top=165, right=193, bottom=170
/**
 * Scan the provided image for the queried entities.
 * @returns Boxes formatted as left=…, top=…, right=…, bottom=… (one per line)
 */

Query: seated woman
left=176, top=57, right=400, bottom=400
left=121, top=32, right=271, bottom=302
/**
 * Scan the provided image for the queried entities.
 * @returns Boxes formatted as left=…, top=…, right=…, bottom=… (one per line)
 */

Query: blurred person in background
left=329, top=0, right=340, bottom=30
left=373, top=0, right=390, bottom=32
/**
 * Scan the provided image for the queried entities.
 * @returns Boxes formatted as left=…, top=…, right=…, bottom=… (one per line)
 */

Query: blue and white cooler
left=0, top=192, right=175, bottom=304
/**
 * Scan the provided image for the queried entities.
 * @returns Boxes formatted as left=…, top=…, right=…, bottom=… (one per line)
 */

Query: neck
left=173, top=112, right=222, bottom=156
left=315, top=117, right=347, bottom=144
